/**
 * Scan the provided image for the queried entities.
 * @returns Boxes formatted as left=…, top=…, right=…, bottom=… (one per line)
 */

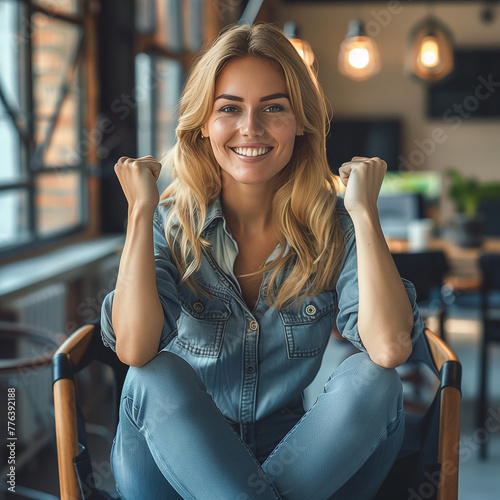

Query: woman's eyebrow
left=215, top=94, right=243, bottom=102
left=214, top=93, right=290, bottom=102
left=260, top=93, right=289, bottom=102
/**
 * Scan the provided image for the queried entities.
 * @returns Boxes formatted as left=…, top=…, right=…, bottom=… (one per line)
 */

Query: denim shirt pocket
left=279, top=291, right=335, bottom=359
left=175, top=288, right=231, bottom=357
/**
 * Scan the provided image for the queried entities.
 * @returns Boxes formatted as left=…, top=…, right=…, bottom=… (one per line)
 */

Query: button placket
left=240, top=317, right=259, bottom=423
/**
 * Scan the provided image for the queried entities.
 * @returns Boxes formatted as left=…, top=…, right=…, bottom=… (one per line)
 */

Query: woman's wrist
left=128, top=202, right=157, bottom=221
left=348, top=204, right=381, bottom=230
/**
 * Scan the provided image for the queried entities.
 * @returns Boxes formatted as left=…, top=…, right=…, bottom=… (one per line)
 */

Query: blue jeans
left=111, top=352, right=404, bottom=500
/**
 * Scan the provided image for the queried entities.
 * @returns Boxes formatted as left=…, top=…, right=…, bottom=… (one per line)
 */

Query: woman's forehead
left=214, top=57, right=287, bottom=97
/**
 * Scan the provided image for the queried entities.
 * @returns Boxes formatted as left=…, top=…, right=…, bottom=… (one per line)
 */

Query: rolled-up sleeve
left=101, top=209, right=181, bottom=352
left=335, top=233, right=424, bottom=351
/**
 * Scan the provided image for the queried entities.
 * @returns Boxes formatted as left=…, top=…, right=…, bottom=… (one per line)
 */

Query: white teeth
left=233, top=147, right=272, bottom=157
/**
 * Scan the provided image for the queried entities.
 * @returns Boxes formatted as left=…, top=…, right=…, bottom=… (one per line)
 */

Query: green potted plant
left=446, top=168, right=500, bottom=247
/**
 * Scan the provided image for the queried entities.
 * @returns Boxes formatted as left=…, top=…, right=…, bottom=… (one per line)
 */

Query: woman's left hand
left=338, top=156, right=387, bottom=218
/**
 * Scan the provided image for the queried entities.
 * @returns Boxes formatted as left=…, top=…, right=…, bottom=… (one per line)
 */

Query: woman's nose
left=239, top=111, right=264, bottom=137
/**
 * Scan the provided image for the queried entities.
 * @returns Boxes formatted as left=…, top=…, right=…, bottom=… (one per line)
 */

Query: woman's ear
left=296, top=123, right=305, bottom=136
left=201, top=123, right=209, bottom=138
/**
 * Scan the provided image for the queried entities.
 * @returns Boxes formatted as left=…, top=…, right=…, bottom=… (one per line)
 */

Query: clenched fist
left=338, top=156, right=387, bottom=218
left=114, top=155, right=162, bottom=213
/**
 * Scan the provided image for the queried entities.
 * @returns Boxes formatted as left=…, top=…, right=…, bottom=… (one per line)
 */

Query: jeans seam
left=221, top=416, right=283, bottom=499
left=122, top=393, right=282, bottom=499
left=334, top=407, right=404, bottom=493
left=122, top=395, right=193, bottom=499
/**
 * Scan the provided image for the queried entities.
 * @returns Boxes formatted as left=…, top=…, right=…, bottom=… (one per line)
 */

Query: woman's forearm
left=351, top=208, right=414, bottom=368
left=112, top=206, right=165, bottom=366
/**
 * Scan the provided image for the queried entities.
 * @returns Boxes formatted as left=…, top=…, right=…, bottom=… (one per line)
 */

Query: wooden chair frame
left=425, top=329, right=461, bottom=500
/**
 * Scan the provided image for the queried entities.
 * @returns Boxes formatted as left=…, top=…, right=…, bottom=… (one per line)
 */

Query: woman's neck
left=220, top=179, right=275, bottom=236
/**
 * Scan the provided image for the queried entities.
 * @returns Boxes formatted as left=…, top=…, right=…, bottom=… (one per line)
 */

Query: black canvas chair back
left=392, top=251, right=449, bottom=340
left=391, top=251, right=448, bottom=303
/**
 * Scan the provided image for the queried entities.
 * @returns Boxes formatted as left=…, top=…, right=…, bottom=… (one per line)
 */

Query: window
left=134, top=0, right=205, bottom=192
left=0, top=0, right=95, bottom=257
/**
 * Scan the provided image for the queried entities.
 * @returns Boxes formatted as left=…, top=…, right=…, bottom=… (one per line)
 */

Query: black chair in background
left=477, top=253, right=500, bottom=459
left=391, top=251, right=450, bottom=341
left=479, top=199, right=500, bottom=238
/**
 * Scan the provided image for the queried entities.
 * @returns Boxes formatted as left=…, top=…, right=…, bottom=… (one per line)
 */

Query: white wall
left=270, top=1, right=500, bottom=221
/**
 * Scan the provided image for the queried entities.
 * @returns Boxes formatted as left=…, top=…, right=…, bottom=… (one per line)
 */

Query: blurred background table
left=388, top=237, right=500, bottom=291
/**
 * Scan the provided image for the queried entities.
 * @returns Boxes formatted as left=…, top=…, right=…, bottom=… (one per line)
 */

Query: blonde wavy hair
left=161, top=23, right=345, bottom=308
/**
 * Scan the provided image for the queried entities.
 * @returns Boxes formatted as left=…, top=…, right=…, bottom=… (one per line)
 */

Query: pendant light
left=288, top=37, right=315, bottom=68
left=338, top=20, right=381, bottom=82
left=407, top=17, right=454, bottom=82
left=283, top=22, right=316, bottom=69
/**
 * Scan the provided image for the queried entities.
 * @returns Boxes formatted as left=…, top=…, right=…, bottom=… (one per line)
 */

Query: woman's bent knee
left=121, top=351, right=207, bottom=424
left=324, top=352, right=402, bottom=410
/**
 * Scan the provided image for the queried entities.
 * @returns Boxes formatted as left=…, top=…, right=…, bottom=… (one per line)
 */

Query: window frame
left=0, top=0, right=96, bottom=261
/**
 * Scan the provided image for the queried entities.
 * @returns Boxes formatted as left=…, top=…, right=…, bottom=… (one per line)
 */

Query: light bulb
left=289, top=38, right=315, bottom=67
left=338, top=20, right=381, bottom=81
left=348, top=47, right=370, bottom=69
left=420, top=36, right=439, bottom=68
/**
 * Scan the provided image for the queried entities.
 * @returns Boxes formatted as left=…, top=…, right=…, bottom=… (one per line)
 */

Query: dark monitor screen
left=325, top=118, right=402, bottom=174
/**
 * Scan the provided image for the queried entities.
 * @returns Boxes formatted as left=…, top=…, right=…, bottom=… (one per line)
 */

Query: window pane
left=42, top=82, right=80, bottom=166
left=154, top=59, right=182, bottom=157
left=135, top=0, right=155, bottom=33
left=32, top=13, right=81, bottom=148
left=155, top=59, right=182, bottom=192
left=156, top=0, right=182, bottom=52
left=33, top=0, right=81, bottom=16
left=0, top=108, right=22, bottom=183
left=136, top=53, right=153, bottom=158
left=0, top=0, right=25, bottom=183
left=183, top=0, right=204, bottom=52
left=0, top=190, right=30, bottom=248
left=36, top=171, right=82, bottom=235
left=0, top=2, right=20, bottom=108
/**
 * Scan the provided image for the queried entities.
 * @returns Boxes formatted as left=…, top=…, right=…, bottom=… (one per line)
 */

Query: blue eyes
left=219, top=105, right=285, bottom=113
left=220, top=106, right=238, bottom=113
left=265, top=105, right=285, bottom=113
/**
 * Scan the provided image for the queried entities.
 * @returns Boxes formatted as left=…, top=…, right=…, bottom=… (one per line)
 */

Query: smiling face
left=201, top=57, right=303, bottom=189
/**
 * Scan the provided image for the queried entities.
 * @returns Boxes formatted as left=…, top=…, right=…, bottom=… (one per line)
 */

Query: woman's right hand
left=114, top=155, right=162, bottom=213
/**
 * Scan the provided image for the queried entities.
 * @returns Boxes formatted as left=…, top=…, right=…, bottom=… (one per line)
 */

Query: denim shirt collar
left=159, top=196, right=225, bottom=234
left=201, top=197, right=225, bottom=236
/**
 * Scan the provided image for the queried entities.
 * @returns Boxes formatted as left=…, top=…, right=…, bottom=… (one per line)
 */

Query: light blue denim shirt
left=101, top=197, right=424, bottom=424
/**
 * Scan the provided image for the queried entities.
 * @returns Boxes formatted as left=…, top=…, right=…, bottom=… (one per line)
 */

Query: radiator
left=11, top=282, right=67, bottom=334
left=4, top=283, right=67, bottom=444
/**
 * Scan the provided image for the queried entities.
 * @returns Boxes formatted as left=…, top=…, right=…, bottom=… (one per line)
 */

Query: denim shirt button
left=305, top=305, right=316, bottom=316
left=249, top=320, right=258, bottom=331
left=193, top=302, right=204, bottom=313
left=246, top=365, right=256, bottom=373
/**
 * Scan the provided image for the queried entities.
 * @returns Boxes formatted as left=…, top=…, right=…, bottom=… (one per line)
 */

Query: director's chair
left=53, top=322, right=461, bottom=500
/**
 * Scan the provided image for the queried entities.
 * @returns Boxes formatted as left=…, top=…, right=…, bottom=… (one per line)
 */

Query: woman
left=101, top=23, right=424, bottom=499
